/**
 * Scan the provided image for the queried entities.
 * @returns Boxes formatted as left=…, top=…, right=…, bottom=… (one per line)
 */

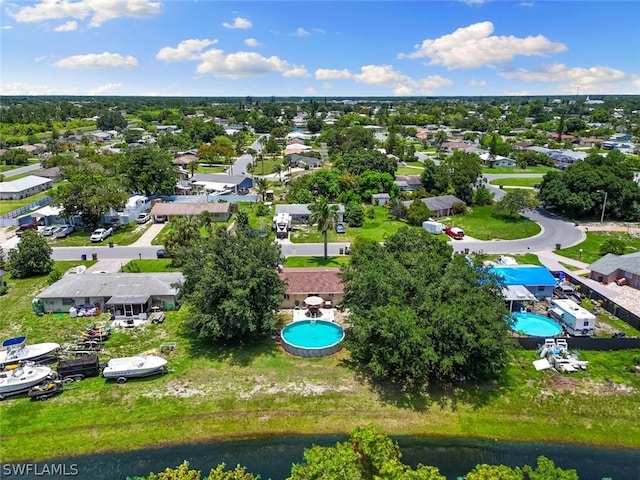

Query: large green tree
left=493, top=190, right=538, bottom=220
left=308, top=196, right=339, bottom=260
left=54, top=161, right=128, bottom=229
left=179, top=227, right=284, bottom=343
left=123, top=144, right=177, bottom=196
left=341, top=228, right=513, bottom=389
left=7, top=230, right=54, bottom=279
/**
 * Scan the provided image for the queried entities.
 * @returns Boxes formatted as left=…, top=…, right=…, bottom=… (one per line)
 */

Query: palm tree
left=273, top=163, right=283, bottom=182
left=308, top=196, right=339, bottom=261
left=255, top=178, right=270, bottom=202
left=387, top=197, right=407, bottom=220
left=434, top=130, right=448, bottom=151
left=188, top=159, right=199, bottom=178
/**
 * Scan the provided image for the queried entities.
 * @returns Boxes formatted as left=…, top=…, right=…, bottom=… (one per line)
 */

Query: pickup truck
left=444, top=226, right=465, bottom=240
left=90, top=227, right=113, bottom=242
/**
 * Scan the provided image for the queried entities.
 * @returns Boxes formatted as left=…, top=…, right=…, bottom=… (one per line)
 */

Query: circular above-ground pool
left=281, top=320, right=345, bottom=358
left=511, top=312, right=562, bottom=337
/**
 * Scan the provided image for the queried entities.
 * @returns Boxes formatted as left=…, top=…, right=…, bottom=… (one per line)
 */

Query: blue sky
left=1, top=0, right=639, bottom=97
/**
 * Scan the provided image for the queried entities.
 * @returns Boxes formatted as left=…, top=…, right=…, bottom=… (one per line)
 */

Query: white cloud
left=55, top=51, right=138, bottom=68
left=12, top=0, right=161, bottom=28
left=520, top=2, right=535, bottom=7
left=0, top=82, right=56, bottom=95
left=500, top=63, right=637, bottom=94
left=156, top=39, right=217, bottom=62
left=312, top=28, right=326, bottom=34
left=1, top=25, right=13, bottom=30
left=222, top=16, right=252, bottom=29
left=399, top=21, right=566, bottom=69
left=504, top=90, right=530, bottom=96
left=469, top=79, right=487, bottom=87
left=54, top=20, right=77, bottom=31
left=294, top=27, right=309, bottom=37
left=244, top=38, right=259, bottom=47
left=88, top=82, right=122, bottom=95
left=315, top=68, right=352, bottom=80
left=461, top=0, right=485, bottom=5
left=196, top=49, right=307, bottom=79
left=352, top=64, right=452, bottom=95
left=305, top=87, right=317, bottom=95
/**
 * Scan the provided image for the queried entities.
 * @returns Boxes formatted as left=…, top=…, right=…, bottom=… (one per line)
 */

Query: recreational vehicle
left=549, top=298, right=596, bottom=336
left=272, top=213, right=292, bottom=239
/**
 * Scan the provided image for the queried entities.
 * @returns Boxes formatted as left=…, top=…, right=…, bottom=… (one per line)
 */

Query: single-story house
left=188, top=173, right=253, bottom=195
left=579, top=137, right=604, bottom=148
left=35, top=167, right=62, bottom=181
left=394, top=175, right=423, bottom=192
left=479, top=153, right=517, bottom=168
left=275, top=203, right=345, bottom=225
left=172, top=154, right=199, bottom=167
left=36, top=272, right=184, bottom=318
left=278, top=268, right=344, bottom=309
left=402, top=195, right=464, bottom=217
left=547, top=133, right=577, bottom=143
left=588, top=252, right=640, bottom=289
left=287, top=138, right=306, bottom=146
left=30, top=205, right=69, bottom=226
left=287, top=154, right=323, bottom=169
left=548, top=150, right=587, bottom=168
left=284, top=144, right=313, bottom=156
left=150, top=201, right=231, bottom=222
left=0, top=175, right=52, bottom=200
left=90, top=132, right=111, bottom=142
left=489, top=265, right=558, bottom=300
left=371, top=193, right=390, bottom=206
left=439, top=141, right=475, bottom=154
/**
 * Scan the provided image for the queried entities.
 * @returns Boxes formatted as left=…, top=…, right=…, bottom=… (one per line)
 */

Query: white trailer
left=422, top=220, right=444, bottom=234
left=272, top=213, right=291, bottom=239
left=549, top=298, right=596, bottom=336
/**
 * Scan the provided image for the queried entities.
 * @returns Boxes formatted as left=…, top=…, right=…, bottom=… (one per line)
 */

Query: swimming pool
left=511, top=312, right=562, bottom=337
left=280, top=320, right=345, bottom=358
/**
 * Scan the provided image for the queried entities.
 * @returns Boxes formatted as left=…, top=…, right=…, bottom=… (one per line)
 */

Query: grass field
left=449, top=205, right=542, bottom=240
left=253, top=157, right=285, bottom=176
left=481, top=166, right=555, bottom=174
left=283, top=256, right=350, bottom=268
left=396, top=166, right=424, bottom=175
left=0, top=189, right=54, bottom=216
left=121, top=258, right=180, bottom=272
left=489, top=177, right=543, bottom=188
left=1, top=261, right=639, bottom=462
left=556, top=232, right=640, bottom=265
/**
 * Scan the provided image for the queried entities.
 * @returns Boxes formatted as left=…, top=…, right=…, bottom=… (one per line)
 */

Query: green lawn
left=290, top=206, right=408, bottom=244
left=450, top=205, right=542, bottom=240
left=0, top=189, right=54, bottom=215
left=490, top=177, right=543, bottom=188
left=396, top=166, right=424, bottom=175
left=482, top=166, right=555, bottom=174
left=555, top=232, right=640, bottom=265
left=1, top=262, right=640, bottom=461
left=121, top=258, right=180, bottom=272
left=284, top=256, right=350, bottom=267
left=252, top=157, right=285, bottom=176
left=52, top=222, right=148, bottom=247
left=151, top=220, right=233, bottom=246
left=198, top=164, right=228, bottom=174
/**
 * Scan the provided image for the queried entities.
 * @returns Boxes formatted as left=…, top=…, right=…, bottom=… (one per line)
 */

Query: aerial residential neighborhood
left=0, top=92, right=640, bottom=478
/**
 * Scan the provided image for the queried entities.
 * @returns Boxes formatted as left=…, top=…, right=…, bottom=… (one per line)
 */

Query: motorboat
left=0, top=337, right=60, bottom=367
left=102, top=355, right=168, bottom=383
left=0, top=364, right=54, bottom=399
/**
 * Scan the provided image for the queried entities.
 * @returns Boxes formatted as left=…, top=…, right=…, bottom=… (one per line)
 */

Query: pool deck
left=293, top=308, right=335, bottom=322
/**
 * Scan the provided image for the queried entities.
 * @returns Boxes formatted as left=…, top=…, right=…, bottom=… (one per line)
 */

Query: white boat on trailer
left=0, top=364, right=54, bottom=400
left=102, top=355, right=168, bottom=383
left=0, top=336, right=60, bottom=367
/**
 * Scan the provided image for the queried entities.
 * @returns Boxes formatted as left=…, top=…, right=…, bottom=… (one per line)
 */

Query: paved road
left=2, top=163, right=41, bottom=178
left=225, top=135, right=266, bottom=176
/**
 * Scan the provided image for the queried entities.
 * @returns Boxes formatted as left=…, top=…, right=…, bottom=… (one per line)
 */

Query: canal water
left=5, top=436, right=639, bottom=480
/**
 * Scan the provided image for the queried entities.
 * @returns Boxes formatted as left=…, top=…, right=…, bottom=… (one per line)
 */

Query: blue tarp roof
left=490, top=265, right=558, bottom=286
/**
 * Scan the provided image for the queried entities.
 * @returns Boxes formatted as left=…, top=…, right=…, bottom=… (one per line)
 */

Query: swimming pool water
left=281, top=320, right=344, bottom=348
left=511, top=312, right=562, bottom=337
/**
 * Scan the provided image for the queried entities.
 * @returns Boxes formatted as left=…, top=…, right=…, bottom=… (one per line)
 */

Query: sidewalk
left=130, top=223, right=166, bottom=247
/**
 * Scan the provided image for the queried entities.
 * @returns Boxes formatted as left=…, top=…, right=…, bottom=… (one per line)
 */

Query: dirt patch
left=146, top=379, right=208, bottom=399
left=544, top=373, right=635, bottom=396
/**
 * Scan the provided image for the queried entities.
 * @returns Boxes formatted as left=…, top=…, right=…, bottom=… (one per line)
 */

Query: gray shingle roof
left=402, top=195, right=464, bottom=211
left=37, top=273, right=184, bottom=299
left=275, top=203, right=345, bottom=215
left=588, top=252, right=640, bottom=276
left=190, top=173, right=250, bottom=185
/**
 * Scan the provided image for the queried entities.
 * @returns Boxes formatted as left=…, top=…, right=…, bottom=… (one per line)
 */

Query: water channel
left=8, top=436, right=639, bottom=480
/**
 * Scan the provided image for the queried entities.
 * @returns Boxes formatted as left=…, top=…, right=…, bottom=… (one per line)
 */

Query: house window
left=537, top=286, right=545, bottom=292
left=328, top=293, right=335, bottom=297
left=284, top=294, right=290, bottom=300
left=583, top=321, right=590, bottom=327
left=62, top=298, right=74, bottom=306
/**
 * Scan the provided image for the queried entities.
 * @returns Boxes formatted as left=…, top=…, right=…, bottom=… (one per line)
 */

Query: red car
left=444, top=226, right=465, bottom=240
left=16, top=223, right=38, bottom=236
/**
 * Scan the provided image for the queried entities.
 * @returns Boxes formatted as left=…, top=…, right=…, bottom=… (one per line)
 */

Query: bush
left=47, top=268, right=62, bottom=284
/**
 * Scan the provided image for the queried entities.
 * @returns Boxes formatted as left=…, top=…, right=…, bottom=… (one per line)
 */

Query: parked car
left=335, top=223, right=346, bottom=234
left=154, top=215, right=167, bottom=224
left=106, top=220, right=121, bottom=232
left=54, top=224, right=75, bottom=238
left=136, top=212, right=151, bottom=224
left=444, top=226, right=465, bottom=240
left=90, top=227, right=113, bottom=242
left=42, top=225, right=61, bottom=236
left=16, top=223, right=38, bottom=236
left=156, top=248, right=171, bottom=258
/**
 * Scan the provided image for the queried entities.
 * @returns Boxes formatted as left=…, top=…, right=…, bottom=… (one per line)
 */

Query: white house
left=0, top=175, right=52, bottom=200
